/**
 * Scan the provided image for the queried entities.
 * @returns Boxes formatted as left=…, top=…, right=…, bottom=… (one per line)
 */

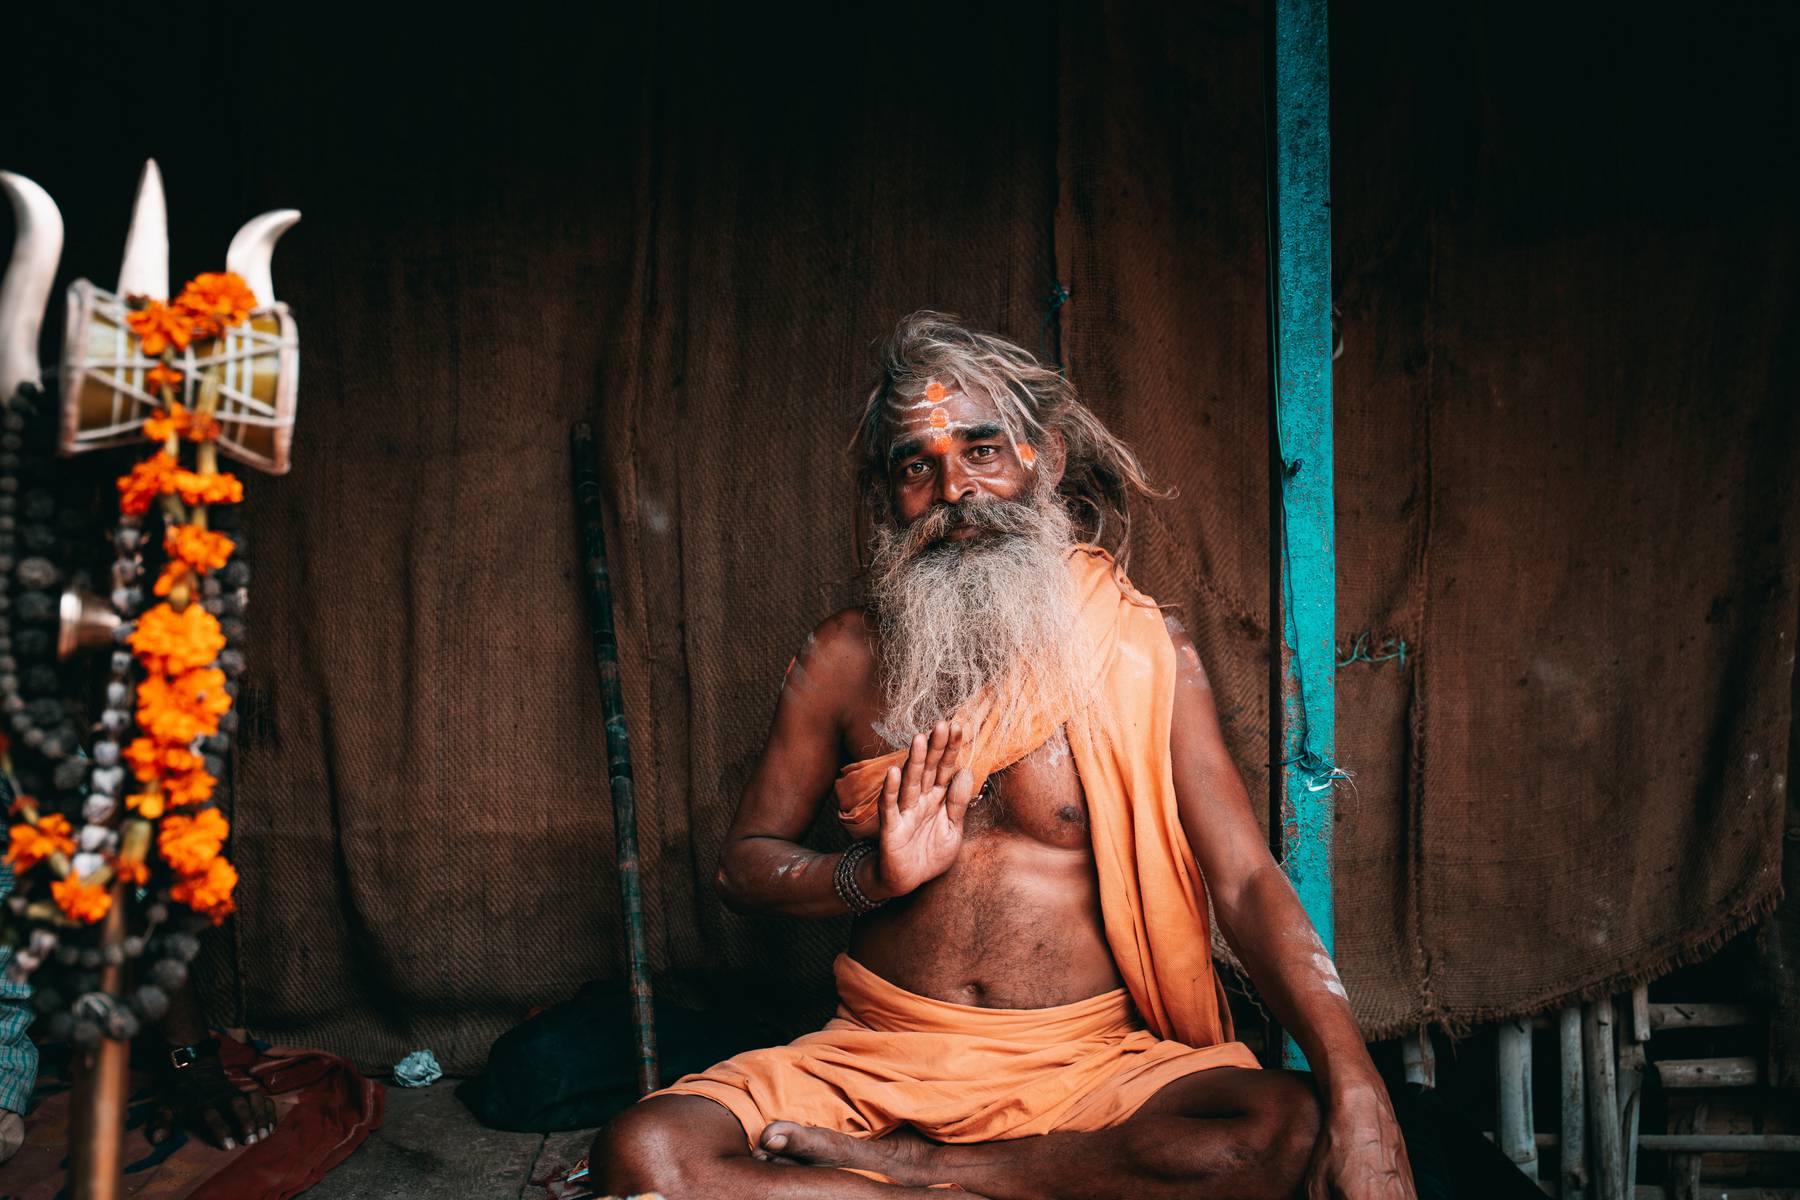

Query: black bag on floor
left=457, top=981, right=776, bottom=1133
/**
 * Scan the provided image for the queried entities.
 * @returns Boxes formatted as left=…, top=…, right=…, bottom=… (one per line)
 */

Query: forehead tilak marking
left=883, top=377, right=1037, bottom=468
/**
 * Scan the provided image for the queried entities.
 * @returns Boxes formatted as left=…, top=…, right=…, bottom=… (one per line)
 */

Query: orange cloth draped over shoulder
left=833, top=544, right=1235, bottom=1050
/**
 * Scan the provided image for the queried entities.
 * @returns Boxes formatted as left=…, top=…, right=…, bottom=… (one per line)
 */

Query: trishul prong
left=0, top=171, right=65, bottom=399
left=115, top=159, right=169, bottom=301
left=226, top=209, right=301, bottom=306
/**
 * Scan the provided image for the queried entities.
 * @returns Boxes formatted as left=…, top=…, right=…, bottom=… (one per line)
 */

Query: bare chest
left=843, top=690, right=1090, bottom=850
left=964, top=726, right=1090, bottom=850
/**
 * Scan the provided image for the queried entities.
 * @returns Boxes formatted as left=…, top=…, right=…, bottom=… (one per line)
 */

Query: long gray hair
left=850, top=311, right=1162, bottom=567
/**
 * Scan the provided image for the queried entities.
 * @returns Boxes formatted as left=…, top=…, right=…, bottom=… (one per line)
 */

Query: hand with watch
left=148, top=1038, right=277, bottom=1150
left=146, top=983, right=277, bottom=1150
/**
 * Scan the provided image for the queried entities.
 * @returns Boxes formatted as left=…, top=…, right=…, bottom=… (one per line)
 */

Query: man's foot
left=0, top=1110, right=23, bottom=1164
left=758, top=1121, right=940, bottom=1186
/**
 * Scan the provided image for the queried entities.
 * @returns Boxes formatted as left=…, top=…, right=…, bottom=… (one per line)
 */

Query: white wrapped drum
left=1, top=159, right=301, bottom=474
left=59, top=280, right=299, bottom=473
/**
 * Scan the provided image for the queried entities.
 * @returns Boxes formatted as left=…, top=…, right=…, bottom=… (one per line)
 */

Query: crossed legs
left=594, top=1067, right=1321, bottom=1200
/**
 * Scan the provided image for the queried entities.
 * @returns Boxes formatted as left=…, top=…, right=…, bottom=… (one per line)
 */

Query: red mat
left=1, top=1036, right=383, bottom=1199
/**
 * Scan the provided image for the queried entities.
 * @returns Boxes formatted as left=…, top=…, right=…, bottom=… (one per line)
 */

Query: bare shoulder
left=786, top=607, right=878, bottom=700
left=1159, top=612, right=1212, bottom=692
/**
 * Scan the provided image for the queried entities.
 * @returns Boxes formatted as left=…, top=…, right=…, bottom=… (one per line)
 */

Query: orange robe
left=656, top=545, right=1255, bottom=1145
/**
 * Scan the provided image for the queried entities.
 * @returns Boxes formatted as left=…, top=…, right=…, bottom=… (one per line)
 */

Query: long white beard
left=867, top=487, right=1092, bottom=753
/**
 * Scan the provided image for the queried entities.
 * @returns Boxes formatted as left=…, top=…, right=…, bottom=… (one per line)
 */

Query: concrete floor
left=299, top=1080, right=598, bottom=1199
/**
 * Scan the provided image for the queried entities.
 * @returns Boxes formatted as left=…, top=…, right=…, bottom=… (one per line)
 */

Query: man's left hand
left=147, top=1047, right=276, bottom=1150
left=1306, top=1081, right=1416, bottom=1200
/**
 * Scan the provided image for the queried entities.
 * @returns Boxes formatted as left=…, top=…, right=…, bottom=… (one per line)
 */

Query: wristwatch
left=166, top=1040, right=217, bottom=1071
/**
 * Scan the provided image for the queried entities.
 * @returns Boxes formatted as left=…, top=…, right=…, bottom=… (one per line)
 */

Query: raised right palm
left=875, top=720, right=975, bottom=898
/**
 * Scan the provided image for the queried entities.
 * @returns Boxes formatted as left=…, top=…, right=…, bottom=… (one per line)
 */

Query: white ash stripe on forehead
left=890, top=393, right=966, bottom=411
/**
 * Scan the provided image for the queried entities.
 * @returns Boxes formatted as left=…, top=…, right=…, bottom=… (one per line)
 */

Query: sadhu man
left=596, top=313, right=1414, bottom=1199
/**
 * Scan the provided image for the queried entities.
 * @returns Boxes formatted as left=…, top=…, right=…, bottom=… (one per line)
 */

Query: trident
left=0, top=160, right=298, bottom=1200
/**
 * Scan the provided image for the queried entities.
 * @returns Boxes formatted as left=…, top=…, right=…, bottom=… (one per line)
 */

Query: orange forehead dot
left=930, top=433, right=952, bottom=452
left=925, top=382, right=947, bottom=403
left=928, top=408, right=949, bottom=428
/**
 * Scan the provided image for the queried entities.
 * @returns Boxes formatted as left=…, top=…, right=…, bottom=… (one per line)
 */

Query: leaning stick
left=569, top=422, right=658, bottom=1094
left=69, top=890, right=127, bottom=1200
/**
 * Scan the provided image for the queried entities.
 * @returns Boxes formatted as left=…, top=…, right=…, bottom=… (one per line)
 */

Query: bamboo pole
left=1584, top=999, right=1626, bottom=1200
left=569, top=422, right=658, bottom=1095
left=1617, top=985, right=1648, bottom=1197
left=68, top=890, right=127, bottom=1200
left=1497, top=1018, right=1539, bottom=1180
left=1400, top=1026, right=1436, bottom=1088
left=1560, top=1005, right=1588, bottom=1200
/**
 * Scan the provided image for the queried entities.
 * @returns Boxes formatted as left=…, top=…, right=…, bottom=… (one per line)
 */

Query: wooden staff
left=569, top=422, right=658, bottom=1094
left=69, top=889, right=128, bottom=1200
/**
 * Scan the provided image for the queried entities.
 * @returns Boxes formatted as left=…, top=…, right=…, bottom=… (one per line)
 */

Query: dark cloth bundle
left=457, top=984, right=776, bottom=1133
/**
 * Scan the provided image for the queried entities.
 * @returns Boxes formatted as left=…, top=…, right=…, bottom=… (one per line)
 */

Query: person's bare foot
left=757, top=1121, right=940, bottom=1186
left=0, top=1110, right=23, bottom=1163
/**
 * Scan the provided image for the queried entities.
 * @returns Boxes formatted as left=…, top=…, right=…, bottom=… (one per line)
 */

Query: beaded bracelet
left=833, top=840, right=886, bottom=916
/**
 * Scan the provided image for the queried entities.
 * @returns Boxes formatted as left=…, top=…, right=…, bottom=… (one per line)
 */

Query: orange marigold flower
left=173, top=470, right=244, bottom=507
left=124, top=738, right=161, bottom=782
left=159, top=807, right=229, bottom=876
left=117, top=452, right=179, bottom=516
left=166, top=525, right=236, bottom=573
left=145, top=363, right=185, bottom=392
left=144, top=404, right=221, bottom=444
left=114, top=856, right=150, bottom=887
left=130, top=603, right=225, bottom=676
left=5, top=813, right=74, bottom=871
left=124, top=738, right=203, bottom=783
left=126, top=300, right=197, bottom=357
left=176, top=272, right=258, bottom=329
left=144, top=403, right=188, bottom=442
left=136, top=667, right=231, bottom=744
left=184, top=409, right=221, bottom=442
left=126, top=790, right=166, bottom=820
left=170, top=855, right=237, bottom=924
left=151, top=560, right=191, bottom=598
left=52, top=875, right=113, bottom=924
left=162, top=768, right=217, bottom=808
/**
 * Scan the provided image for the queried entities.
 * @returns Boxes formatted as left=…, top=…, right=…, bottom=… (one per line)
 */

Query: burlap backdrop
left=3, top=3, right=1793, bottom=1072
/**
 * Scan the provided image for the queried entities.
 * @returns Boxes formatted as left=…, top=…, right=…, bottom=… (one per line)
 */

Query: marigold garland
left=111, top=269, right=255, bottom=924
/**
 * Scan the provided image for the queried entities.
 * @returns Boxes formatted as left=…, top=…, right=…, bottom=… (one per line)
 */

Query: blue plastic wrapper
left=393, top=1048, right=443, bottom=1088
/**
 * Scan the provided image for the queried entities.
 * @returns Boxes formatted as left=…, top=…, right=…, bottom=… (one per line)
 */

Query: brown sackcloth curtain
left=3, top=2, right=1793, bottom=1072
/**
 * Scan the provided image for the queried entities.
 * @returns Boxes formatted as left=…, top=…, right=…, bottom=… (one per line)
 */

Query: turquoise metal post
left=1268, top=0, right=1336, bottom=1068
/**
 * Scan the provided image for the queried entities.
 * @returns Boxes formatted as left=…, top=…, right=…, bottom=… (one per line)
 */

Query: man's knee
left=1247, top=1071, right=1324, bottom=1193
left=592, top=1099, right=694, bottom=1192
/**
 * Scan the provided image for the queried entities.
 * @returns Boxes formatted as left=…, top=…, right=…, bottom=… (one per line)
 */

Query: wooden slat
left=1648, top=1003, right=1752, bottom=1031
left=1654, top=1057, right=1760, bottom=1089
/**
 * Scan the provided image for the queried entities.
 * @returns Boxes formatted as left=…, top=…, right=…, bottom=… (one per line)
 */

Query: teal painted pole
left=1267, top=0, right=1337, bottom=1069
